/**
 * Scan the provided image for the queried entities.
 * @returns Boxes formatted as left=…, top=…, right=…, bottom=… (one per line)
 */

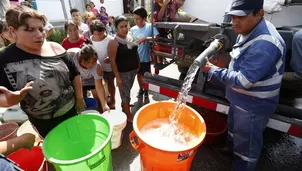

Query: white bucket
left=102, top=110, right=127, bottom=149
left=17, top=120, right=41, bottom=146
left=81, top=110, right=101, bottom=114
left=3, top=105, right=28, bottom=124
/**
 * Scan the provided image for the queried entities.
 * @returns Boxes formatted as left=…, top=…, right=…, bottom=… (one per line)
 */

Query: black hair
left=78, top=44, right=97, bottom=63
left=132, top=6, right=147, bottom=19
left=109, top=16, right=115, bottom=27
left=70, top=8, right=79, bottom=15
left=90, top=20, right=107, bottom=33
left=252, top=9, right=262, bottom=16
left=85, top=4, right=91, bottom=9
left=89, top=2, right=95, bottom=7
left=114, top=15, right=128, bottom=28
left=64, top=20, right=78, bottom=32
left=100, top=6, right=106, bottom=11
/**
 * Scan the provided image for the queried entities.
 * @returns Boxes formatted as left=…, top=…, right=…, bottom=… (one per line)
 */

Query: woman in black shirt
left=108, top=16, right=140, bottom=122
left=0, top=6, right=85, bottom=138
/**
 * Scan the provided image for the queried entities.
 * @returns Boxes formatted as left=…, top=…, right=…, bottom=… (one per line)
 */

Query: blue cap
left=226, top=0, right=264, bottom=16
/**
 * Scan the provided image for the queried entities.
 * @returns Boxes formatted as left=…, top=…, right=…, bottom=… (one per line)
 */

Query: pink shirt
left=10, top=1, right=20, bottom=7
left=91, top=8, right=99, bottom=15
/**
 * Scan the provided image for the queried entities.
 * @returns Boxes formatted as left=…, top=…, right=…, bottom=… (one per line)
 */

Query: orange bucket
left=130, top=101, right=206, bottom=171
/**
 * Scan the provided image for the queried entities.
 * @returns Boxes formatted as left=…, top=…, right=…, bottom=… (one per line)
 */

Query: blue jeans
left=291, top=29, right=302, bottom=78
left=0, top=157, right=22, bottom=171
left=227, top=104, right=270, bottom=171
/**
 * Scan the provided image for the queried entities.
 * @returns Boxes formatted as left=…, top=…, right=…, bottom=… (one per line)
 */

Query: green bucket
left=42, top=114, right=113, bottom=171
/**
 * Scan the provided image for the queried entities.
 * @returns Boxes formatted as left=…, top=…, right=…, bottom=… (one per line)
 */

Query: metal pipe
left=151, top=0, right=155, bottom=52
left=194, top=39, right=223, bottom=64
left=285, top=0, right=302, bottom=5
left=173, top=25, right=180, bottom=59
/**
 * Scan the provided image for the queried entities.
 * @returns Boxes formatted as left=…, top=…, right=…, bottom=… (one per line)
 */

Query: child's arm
left=137, top=26, right=160, bottom=44
left=73, top=76, right=85, bottom=112
left=94, top=64, right=109, bottom=112
left=0, top=133, right=35, bottom=156
left=157, top=0, right=170, bottom=21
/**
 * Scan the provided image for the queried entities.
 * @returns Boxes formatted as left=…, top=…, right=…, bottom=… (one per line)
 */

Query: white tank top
left=92, top=35, right=113, bottom=72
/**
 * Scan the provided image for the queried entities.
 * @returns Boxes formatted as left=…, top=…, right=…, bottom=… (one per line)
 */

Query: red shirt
left=61, top=36, right=86, bottom=50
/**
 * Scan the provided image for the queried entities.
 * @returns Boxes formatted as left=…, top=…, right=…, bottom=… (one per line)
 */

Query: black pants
left=27, top=107, right=77, bottom=138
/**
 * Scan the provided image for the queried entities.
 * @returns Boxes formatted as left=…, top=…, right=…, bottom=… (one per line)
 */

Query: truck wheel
left=177, top=66, right=189, bottom=74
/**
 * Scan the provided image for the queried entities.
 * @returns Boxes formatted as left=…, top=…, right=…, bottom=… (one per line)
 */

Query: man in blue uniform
left=202, top=0, right=286, bottom=170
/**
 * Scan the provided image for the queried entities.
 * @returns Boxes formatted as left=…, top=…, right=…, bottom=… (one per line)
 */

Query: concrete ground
left=111, top=64, right=302, bottom=171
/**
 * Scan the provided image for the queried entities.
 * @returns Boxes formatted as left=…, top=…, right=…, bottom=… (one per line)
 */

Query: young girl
left=62, top=20, right=86, bottom=50
left=68, top=44, right=110, bottom=113
left=106, top=16, right=116, bottom=36
left=89, top=1, right=99, bottom=16
left=90, top=20, right=116, bottom=109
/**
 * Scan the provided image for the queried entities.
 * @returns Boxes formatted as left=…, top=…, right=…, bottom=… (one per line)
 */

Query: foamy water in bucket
left=140, top=118, right=198, bottom=151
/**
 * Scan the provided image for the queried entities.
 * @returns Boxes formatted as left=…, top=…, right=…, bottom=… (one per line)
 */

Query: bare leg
left=91, top=89, right=102, bottom=112
left=106, top=77, right=116, bottom=108
left=122, top=102, right=133, bottom=122
left=137, top=73, right=144, bottom=89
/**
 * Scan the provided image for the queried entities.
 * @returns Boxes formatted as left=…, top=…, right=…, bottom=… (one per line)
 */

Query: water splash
left=140, top=118, right=198, bottom=151
left=169, top=60, right=201, bottom=124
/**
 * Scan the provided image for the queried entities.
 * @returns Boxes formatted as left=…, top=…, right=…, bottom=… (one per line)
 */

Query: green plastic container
left=42, top=114, right=113, bottom=171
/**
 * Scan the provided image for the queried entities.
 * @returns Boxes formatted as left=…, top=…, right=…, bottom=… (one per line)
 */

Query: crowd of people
left=1, top=0, right=297, bottom=171
left=0, top=1, right=186, bottom=167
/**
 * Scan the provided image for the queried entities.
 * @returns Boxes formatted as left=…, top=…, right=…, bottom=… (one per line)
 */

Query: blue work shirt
left=208, top=19, right=286, bottom=114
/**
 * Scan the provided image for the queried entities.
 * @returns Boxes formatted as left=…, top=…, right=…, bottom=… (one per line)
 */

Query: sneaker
left=144, top=89, right=149, bottom=97
left=137, top=89, right=144, bottom=98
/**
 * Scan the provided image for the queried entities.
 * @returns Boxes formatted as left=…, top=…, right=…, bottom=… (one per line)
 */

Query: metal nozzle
left=194, top=39, right=223, bottom=64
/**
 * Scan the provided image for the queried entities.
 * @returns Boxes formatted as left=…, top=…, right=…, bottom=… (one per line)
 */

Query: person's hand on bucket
left=76, top=97, right=86, bottom=113
left=0, top=81, right=34, bottom=107
left=102, top=104, right=110, bottom=113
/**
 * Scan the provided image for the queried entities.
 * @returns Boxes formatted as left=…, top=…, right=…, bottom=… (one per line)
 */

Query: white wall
left=28, top=0, right=70, bottom=21
left=182, top=0, right=302, bottom=27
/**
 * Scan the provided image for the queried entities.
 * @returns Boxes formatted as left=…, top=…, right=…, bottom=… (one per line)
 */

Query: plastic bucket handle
left=129, top=131, right=143, bottom=151
left=38, top=157, right=47, bottom=171
left=86, top=150, right=106, bottom=170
